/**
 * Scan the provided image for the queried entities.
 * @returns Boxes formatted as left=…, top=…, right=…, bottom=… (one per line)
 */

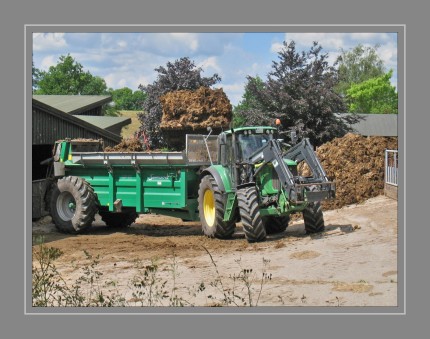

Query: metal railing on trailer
left=385, top=150, right=398, bottom=186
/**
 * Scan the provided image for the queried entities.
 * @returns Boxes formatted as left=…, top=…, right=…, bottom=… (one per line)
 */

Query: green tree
left=346, top=70, right=398, bottom=114
left=336, top=44, right=385, bottom=97
left=109, top=87, right=147, bottom=110
left=35, top=54, right=108, bottom=95
left=233, top=76, right=265, bottom=127
left=32, top=60, right=41, bottom=93
left=242, top=41, right=355, bottom=146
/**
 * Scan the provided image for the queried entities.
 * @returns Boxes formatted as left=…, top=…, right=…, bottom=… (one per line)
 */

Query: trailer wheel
left=303, top=202, right=325, bottom=233
left=99, top=209, right=137, bottom=228
left=237, top=186, right=266, bottom=242
left=50, top=176, right=97, bottom=234
left=198, top=175, right=235, bottom=239
left=263, top=216, right=290, bottom=234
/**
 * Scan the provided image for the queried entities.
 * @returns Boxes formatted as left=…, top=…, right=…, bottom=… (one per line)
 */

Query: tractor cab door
left=219, top=133, right=236, bottom=187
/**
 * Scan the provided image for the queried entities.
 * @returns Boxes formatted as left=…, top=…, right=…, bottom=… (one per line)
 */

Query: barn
left=32, top=95, right=131, bottom=180
left=336, top=113, right=398, bottom=136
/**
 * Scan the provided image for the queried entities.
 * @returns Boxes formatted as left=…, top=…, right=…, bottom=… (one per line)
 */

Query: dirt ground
left=32, top=195, right=398, bottom=307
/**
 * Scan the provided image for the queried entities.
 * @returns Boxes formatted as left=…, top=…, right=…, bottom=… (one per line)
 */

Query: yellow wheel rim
left=203, top=189, right=216, bottom=227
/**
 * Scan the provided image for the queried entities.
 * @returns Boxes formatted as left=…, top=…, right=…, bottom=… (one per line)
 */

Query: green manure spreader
left=47, top=126, right=335, bottom=242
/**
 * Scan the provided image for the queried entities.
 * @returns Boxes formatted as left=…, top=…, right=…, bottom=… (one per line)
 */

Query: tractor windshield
left=238, top=133, right=271, bottom=160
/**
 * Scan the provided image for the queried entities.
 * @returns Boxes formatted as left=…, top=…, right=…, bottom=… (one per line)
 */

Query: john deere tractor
left=44, top=125, right=335, bottom=242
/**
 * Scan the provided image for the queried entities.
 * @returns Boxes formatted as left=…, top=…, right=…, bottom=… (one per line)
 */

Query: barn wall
left=32, top=107, right=118, bottom=147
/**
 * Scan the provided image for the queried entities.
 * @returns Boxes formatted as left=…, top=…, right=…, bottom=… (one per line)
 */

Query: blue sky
left=33, top=32, right=398, bottom=106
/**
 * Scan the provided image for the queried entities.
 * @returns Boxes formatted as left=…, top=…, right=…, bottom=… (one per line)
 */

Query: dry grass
left=332, top=282, right=374, bottom=293
left=120, top=110, right=143, bottom=139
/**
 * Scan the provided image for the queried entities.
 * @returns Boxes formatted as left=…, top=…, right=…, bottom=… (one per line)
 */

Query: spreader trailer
left=47, top=126, right=335, bottom=242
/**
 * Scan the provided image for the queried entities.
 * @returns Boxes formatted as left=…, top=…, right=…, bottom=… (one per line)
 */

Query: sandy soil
left=32, top=195, right=398, bottom=307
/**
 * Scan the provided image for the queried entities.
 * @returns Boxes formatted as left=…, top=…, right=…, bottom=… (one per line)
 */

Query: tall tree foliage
left=32, top=60, right=41, bottom=93
left=233, top=76, right=265, bottom=127
left=109, top=87, right=147, bottom=110
left=137, top=57, right=221, bottom=149
left=346, top=70, right=398, bottom=114
left=336, top=44, right=385, bottom=97
left=35, top=54, right=108, bottom=95
left=243, top=41, right=354, bottom=146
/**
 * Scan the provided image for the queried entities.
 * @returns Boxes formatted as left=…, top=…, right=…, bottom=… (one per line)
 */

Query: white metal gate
left=385, top=150, right=398, bottom=186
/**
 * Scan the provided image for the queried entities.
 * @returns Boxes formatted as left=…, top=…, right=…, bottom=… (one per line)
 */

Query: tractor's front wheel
left=198, top=175, right=236, bottom=239
left=303, top=202, right=325, bottom=234
left=50, top=176, right=97, bottom=233
left=237, top=186, right=266, bottom=242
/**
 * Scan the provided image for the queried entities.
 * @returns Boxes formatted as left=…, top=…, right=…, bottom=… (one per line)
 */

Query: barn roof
left=32, top=95, right=112, bottom=115
left=75, top=115, right=132, bottom=131
left=336, top=113, right=398, bottom=137
left=32, top=98, right=122, bottom=146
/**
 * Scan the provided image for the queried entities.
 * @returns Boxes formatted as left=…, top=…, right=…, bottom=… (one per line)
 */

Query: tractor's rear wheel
left=99, top=209, right=137, bottom=228
left=198, top=175, right=236, bottom=239
left=303, top=202, right=325, bottom=233
left=263, top=216, right=290, bottom=234
left=50, top=176, right=97, bottom=234
left=237, top=186, right=266, bottom=242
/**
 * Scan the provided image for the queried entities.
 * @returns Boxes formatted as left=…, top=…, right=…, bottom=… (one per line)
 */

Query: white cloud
left=170, top=33, right=199, bottom=52
left=378, top=41, right=397, bottom=70
left=40, top=55, right=57, bottom=70
left=134, top=75, right=151, bottom=89
left=117, top=78, right=127, bottom=88
left=198, top=56, right=222, bottom=74
left=33, top=33, right=67, bottom=51
left=350, top=33, right=390, bottom=41
left=117, top=40, right=127, bottom=49
left=222, top=83, right=244, bottom=92
left=220, top=82, right=245, bottom=105
left=104, top=74, right=116, bottom=88
left=285, top=33, right=346, bottom=50
left=270, top=42, right=284, bottom=54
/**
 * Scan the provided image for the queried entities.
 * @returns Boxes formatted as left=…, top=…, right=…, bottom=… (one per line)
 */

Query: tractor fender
left=199, top=165, right=232, bottom=193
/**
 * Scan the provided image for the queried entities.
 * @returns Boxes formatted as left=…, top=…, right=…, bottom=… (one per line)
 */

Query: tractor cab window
left=238, top=132, right=271, bottom=160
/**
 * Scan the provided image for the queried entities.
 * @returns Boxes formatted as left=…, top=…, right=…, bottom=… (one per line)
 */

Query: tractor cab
left=218, top=126, right=277, bottom=165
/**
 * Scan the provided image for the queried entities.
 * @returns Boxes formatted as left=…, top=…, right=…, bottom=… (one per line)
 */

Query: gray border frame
left=26, top=25, right=405, bottom=315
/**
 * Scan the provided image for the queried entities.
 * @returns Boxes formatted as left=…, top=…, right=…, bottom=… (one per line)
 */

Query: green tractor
left=45, top=125, right=335, bottom=242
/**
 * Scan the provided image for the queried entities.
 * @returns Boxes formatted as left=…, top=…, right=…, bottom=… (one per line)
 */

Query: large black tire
left=303, top=202, right=325, bottom=234
left=263, top=216, right=290, bottom=234
left=99, top=209, right=137, bottom=228
left=237, top=186, right=266, bottom=242
left=198, top=175, right=236, bottom=239
left=50, top=176, right=97, bottom=234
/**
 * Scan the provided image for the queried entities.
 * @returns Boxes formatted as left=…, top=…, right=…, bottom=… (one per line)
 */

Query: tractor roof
left=223, top=126, right=277, bottom=135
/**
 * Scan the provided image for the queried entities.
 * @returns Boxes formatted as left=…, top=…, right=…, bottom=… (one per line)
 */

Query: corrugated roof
left=336, top=113, right=398, bottom=136
left=33, top=95, right=112, bottom=115
left=75, top=116, right=132, bottom=130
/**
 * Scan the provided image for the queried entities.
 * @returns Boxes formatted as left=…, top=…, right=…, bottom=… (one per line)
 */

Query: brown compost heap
left=312, top=133, right=398, bottom=210
left=159, top=86, right=232, bottom=131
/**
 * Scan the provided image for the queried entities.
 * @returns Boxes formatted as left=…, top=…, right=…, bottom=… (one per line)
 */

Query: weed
left=202, top=246, right=272, bottom=307
left=32, top=243, right=273, bottom=307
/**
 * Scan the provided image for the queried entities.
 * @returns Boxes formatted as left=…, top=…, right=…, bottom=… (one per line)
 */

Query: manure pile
left=159, top=86, right=232, bottom=131
left=104, top=138, right=147, bottom=152
left=314, top=133, right=398, bottom=210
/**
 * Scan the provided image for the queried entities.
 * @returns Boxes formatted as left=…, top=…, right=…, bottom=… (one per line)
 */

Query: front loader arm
left=245, top=138, right=335, bottom=203
left=282, top=138, right=329, bottom=183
